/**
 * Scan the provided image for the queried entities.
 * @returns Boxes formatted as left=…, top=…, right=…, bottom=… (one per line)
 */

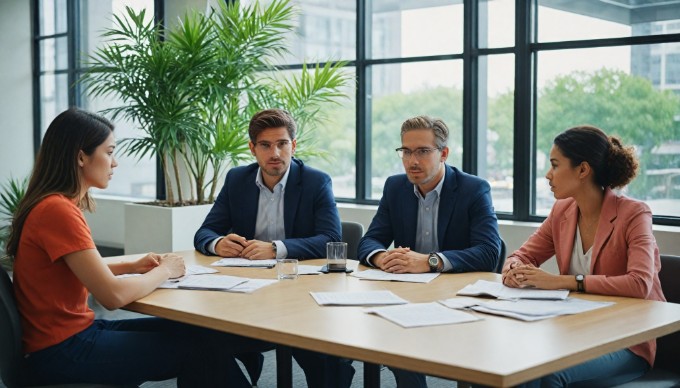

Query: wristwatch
left=271, top=241, right=278, bottom=258
left=575, top=274, right=585, bottom=292
left=428, top=252, right=441, bottom=273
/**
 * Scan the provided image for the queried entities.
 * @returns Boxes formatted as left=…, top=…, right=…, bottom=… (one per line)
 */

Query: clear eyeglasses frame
left=395, top=147, right=441, bottom=160
left=256, top=140, right=292, bottom=152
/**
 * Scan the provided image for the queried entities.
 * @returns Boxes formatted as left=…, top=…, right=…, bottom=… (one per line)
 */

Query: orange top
left=13, top=194, right=96, bottom=353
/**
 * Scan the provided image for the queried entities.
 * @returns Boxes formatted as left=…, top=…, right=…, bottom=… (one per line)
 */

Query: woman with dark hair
left=502, top=125, right=665, bottom=387
left=8, top=108, right=252, bottom=387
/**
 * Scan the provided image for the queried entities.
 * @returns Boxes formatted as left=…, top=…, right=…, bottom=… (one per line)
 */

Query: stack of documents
left=211, top=258, right=277, bottom=268
left=350, top=269, right=440, bottom=283
left=310, top=290, right=408, bottom=306
left=365, top=302, right=480, bottom=328
left=457, top=279, right=570, bottom=300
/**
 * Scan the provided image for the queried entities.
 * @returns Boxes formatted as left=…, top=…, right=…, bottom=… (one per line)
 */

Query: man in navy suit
left=358, top=115, right=501, bottom=387
left=194, top=109, right=353, bottom=387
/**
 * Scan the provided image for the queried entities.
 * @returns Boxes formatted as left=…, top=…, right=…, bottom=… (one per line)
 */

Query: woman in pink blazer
left=503, top=125, right=665, bottom=387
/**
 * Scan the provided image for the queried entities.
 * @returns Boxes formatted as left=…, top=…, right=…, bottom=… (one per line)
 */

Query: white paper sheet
left=457, top=279, right=569, bottom=300
left=365, top=302, right=481, bottom=328
left=470, top=298, right=614, bottom=321
left=350, top=269, right=440, bottom=283
left=310, top=290, right=409, bottom=306
left=228, top=278, right=279, bottom=293
left=177, top=274, right=248, bottom=291
left=211, top=258, right=277, bottom=268
left=438, top=296, right=484, bottom=309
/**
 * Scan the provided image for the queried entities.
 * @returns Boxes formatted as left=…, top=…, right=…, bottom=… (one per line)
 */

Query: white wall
left=0, top=1, right=34, bottom=184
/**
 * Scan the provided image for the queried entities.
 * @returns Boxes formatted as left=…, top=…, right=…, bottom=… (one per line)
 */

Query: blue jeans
left=19, top=318, right=267, bottom=387
left=515, top=349, right=649, bottom=388
left=391, top=367, right=427, bottom=388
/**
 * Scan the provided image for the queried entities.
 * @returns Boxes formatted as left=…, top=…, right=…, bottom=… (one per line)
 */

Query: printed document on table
left=438, top=296, right=485, bottom=309
left=229, top=278, right=278, bottom=293
left=117, top=265, right=218, bottom=289
left=177, top=274, right=248, bottom=291
left=350, top=269, right=440, bottom=283
left=470, top=298, right=614, bottom=321
left=310, top=290, right=409, bottom=306
left=457, top=279, right=569, bottom=300
left=365, top=302, right=480, bottom=328
left=211, top=258, right=277, bottom=268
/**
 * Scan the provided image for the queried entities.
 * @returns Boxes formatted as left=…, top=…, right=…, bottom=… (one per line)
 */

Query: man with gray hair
left=357, top=115, right=501, bottom=386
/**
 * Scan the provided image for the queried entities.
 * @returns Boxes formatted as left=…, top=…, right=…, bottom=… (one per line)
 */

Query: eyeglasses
left=256, top=140, right=291, bottom=152
left=395, top=147, right=441, bottom=160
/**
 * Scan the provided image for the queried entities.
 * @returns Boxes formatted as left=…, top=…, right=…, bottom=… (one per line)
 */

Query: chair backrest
left=494, top=238, right=507, bottom=274
left=654, top=254, right=680, bottom=373
left=0, top=266, right=22, bottom=388
left=341, top=221, right=364, bottom=261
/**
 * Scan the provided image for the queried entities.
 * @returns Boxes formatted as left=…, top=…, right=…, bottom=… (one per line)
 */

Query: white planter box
left=124, top=203, right=213, bottom=254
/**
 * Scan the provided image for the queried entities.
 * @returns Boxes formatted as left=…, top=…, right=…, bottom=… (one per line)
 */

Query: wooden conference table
left=110, top=250, right=680, bottom=387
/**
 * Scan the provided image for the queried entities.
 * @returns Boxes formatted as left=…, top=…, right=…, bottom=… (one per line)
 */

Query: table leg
left=276, top=346, right=293, bottom=388
left=363, top=362, right=380, bottom=388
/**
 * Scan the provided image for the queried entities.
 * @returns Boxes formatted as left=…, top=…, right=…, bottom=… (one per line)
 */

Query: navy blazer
left=358, top=165, right=500, bottom=272
left=194, top=158, right=341, bottom=258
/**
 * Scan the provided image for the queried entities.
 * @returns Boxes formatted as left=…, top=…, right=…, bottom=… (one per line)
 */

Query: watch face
left=428, top=255, right=438, bottom=266
left=576, top=274, right=584, bottom=281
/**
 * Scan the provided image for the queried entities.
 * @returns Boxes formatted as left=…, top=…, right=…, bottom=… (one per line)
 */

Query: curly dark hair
left=553, top=125, right=638, bottom=189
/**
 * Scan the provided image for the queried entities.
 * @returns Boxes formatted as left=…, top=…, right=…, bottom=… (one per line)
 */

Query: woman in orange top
left=502, top=125, right=664, bottom=387
left=8, top=108, right=254, bottom=387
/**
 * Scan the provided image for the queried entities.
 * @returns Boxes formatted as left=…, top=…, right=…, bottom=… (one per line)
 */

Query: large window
left=36, top=0, right=680, bottom=224
left=35, top=0, right=157, bottom=199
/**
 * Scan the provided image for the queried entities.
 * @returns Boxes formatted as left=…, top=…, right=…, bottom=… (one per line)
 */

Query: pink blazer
left=504, top=188, right=665, bottom=366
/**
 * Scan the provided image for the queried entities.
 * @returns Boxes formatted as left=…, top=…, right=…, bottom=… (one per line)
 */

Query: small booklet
left=457, top=279, right=569, bottom=300
left=211, top=258, right=277, bottom=268
left=177, top=274, right=248, bottom=291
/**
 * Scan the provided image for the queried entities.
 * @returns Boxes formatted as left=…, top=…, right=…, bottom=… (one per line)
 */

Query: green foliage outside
left=309, top=68, right=679, bottom=202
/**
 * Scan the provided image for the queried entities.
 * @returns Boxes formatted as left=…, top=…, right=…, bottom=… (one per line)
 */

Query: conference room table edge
left=108, top=250, right=680, bottom=388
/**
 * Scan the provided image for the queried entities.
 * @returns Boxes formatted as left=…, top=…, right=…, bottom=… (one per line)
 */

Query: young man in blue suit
left=358, top=115, right=501, bottom=387
left=194, top=109, right=354, bottom=387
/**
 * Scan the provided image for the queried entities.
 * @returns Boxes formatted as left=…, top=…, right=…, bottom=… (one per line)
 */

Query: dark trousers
left=20, top=318, right=265, bottom=387
left=291, top=347, right=356, bottom=388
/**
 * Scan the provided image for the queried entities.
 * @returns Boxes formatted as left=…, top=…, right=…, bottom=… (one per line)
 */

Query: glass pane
left=537, top=0, right=680, bottom=42
left=39, top=0, right=67, bottom=36
left=39, top=37, right=68, bottom=71
left=479, top=54, right=514, bottom=213
left=78, top=0, right=156, bottom=198
left=305, top=68, right=357, bottom=199
left=240, top=0, right=356, bottom=64
left=40, top=73, right=69, bottom=137
left=370, top=60, right=463, bottom=199
left=370, top=0, right=463, bottom=59
left=80, top=0, right=155, bottom=61
left=479, top=0, right=514, bottom=49
left=83, top=93, right=157, bottom=199
left=535, top=45, right=680, bottom=218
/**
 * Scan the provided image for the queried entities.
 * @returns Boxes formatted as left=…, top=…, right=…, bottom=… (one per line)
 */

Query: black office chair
left=341, top=221, right=364, bottom=261
left=613, top=254, right=680, bottom=387
left=494, top=238, right=507, bottom=274
left=0, top=266, right=134, bottom=388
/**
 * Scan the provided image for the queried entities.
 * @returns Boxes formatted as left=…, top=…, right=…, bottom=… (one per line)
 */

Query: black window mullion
left=155, top=0, right=166, bottom=201
left=356, top=0, right=370, bottom=200
left=512, top=0, right=533, bottom=221
left=31, top=0, right=41, bottom=156
left=67, top=0, right=78, bottom=107
left=461, top=0, right=478, bottom=175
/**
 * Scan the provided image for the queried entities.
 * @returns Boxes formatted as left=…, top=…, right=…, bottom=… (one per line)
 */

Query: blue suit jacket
left=194, top=158, right=341, bottom=258
left=358, top=165, right=500, bottom=272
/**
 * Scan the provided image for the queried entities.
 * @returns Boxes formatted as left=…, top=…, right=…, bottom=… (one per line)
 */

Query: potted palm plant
left=80, top=0, right=352, bottom=254
left=0, top=177, right=27, bottom=272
